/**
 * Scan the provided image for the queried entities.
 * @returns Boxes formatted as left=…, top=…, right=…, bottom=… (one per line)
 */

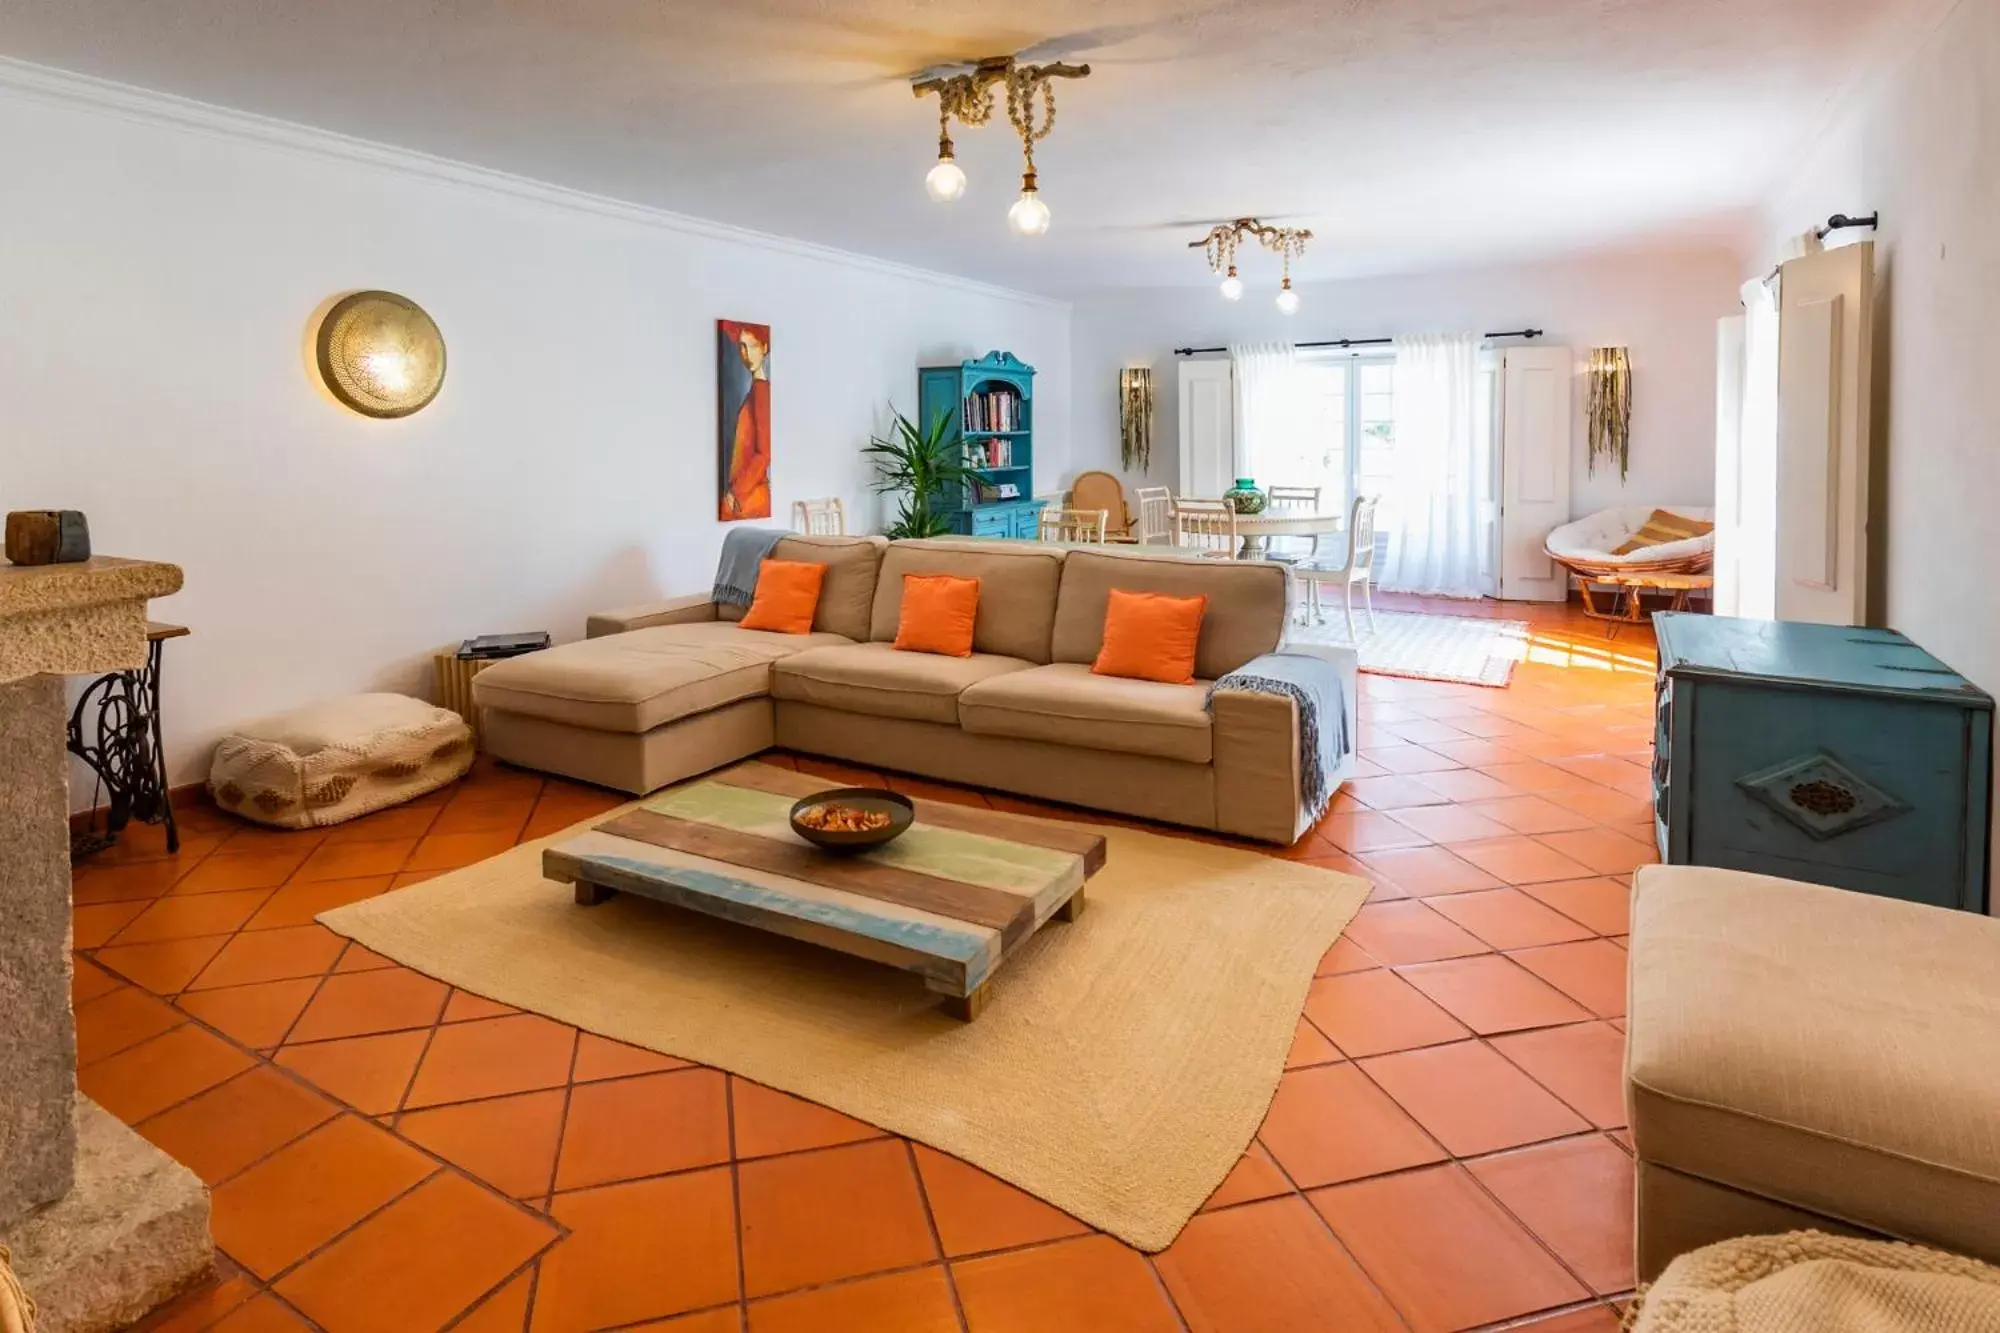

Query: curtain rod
left=1816, top=212, right=1878, bottom=240
left=1172, top=328, right=1544, bottom=356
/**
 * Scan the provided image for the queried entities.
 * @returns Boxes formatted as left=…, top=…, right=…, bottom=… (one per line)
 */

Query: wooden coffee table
left=540, top=763, right=1106, bottom=1020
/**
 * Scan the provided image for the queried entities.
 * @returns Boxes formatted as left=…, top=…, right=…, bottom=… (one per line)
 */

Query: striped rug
left=1288, top=609, right=1530, bottom=687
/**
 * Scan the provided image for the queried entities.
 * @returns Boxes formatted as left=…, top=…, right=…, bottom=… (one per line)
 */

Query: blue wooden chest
left=1652, top=613, right=1993, bottom=913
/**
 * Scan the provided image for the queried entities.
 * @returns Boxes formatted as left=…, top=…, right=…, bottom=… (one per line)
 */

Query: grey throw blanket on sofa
left=711, top=527, right=790, bottom=608
left=1209, top=652, right=1352, bottom=822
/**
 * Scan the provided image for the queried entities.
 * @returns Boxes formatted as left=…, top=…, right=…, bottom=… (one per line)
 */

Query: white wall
left=1750, top=0, right=1996, bottom=668
left=0, top=67, right=1071, bottom=797
left=1067, top=246, right=1741, bottom=518
left=1746, top=0, right=1998, bottom=902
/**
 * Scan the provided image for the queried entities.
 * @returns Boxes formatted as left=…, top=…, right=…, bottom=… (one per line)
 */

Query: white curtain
left=1379, top=332, right=1486, bottom=597
left=1732, top=277, right=1781, bottom=620
left=1227, top=341, right=1299, bottom=487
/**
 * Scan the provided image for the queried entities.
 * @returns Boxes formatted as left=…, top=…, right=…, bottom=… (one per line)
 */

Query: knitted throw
left=1629, top=1231, right=2000, bottom=1333
left=711, top=527, right=789, bottom=608
left=1209, top=652, right=1351, bottom=823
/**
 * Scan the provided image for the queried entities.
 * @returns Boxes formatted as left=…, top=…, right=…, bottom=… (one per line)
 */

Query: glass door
left=1280, top=353, right=1395, bottom=543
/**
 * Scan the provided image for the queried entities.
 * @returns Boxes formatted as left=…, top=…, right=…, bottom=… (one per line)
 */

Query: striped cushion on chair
left=1614, top=509, right=1715, bottom=556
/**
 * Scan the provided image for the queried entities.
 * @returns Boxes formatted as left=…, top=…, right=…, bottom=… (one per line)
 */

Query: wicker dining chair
left=1133, top=487, right=1174, bottom=545
left=1295, top=495, right=1380, bottom=638
left=1171, top=498, right=1240, bottom=560
left=1066, top=472, right=1133, bottom=541
left=791, top=497, right=846, bottom=535
left=1037, top=507, right=1109, bottom=544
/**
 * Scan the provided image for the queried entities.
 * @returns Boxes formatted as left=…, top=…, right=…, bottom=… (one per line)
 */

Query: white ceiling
left=0, top=0, right=1933, bottom=293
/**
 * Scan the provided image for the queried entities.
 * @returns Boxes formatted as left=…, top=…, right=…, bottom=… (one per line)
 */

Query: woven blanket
left=1631, top=1231, right=2000, bottom=1333
left=711, top=527, right=788, bottom=607
left=1210, top=652, right=1351, bottom=822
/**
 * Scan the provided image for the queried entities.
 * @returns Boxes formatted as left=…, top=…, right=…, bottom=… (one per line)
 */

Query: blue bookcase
left=918, top=351, right=1046, bottom=539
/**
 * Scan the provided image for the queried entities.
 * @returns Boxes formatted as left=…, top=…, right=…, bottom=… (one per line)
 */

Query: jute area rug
left=320, top=801, right=1369, bottom=1251
left=1290, top=608, right=1530, bottom=687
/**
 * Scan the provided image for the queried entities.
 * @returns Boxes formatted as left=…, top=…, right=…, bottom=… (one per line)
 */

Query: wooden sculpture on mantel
left=4, top=510, right=91, bottom=565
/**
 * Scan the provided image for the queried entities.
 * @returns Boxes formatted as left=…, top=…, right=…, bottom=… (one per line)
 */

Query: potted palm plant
left=864, top=407, right=976, bottom=539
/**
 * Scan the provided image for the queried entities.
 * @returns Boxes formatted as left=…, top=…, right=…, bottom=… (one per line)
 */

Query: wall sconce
left=1586, top=347, right=1633, bottom=480
left=1118, top=367, right=1154, bottom=472
left=314, top=291, right=446, bottom=418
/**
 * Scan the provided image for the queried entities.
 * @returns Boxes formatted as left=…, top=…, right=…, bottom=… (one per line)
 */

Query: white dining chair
left=1133, top=487, right=1173, bottom=545
left=1295, top=494, right=1380, bottom=638
left=1036, top=507, right=1109, bottom=543
left=791, top=497, right=846, bottom=535
left=1263, top=484, right=1324, bottom=563
left=1171, top=498, right=1240, bottom=560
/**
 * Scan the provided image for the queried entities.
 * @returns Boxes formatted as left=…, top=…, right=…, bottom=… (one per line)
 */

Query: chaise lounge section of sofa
left=470, top=534, right=1357, bottom=844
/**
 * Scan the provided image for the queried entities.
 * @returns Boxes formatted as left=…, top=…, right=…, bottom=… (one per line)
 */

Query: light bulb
left=1275, top=279, right=1300, bottom=315
left=1219, top=268, right=1243, bottom=301
left=1008, top=187, right=1051, bottom=237
left=924, top=155, right=966, bottom=203
left=360, top=350, right=412, bottom=393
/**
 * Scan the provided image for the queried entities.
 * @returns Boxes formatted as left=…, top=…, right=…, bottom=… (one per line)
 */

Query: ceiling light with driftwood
left=913, top=56, right=1091, bottom=236
left=1193, top=218, right=1313, bottom=313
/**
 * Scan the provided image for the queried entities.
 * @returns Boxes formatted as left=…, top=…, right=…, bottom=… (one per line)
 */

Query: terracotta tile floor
left=84, top=594, right=1656, bottom=1333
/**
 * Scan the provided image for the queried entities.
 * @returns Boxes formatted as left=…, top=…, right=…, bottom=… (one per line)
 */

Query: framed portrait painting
left=717, top=320, right=772, bottom=521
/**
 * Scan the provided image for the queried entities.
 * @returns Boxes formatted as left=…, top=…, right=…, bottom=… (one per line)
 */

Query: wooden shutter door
left=1776, top=242, right=1875, bottom=626
left=1497, top=345, right=1574, bottom=602
left=1176, top=358, right=1234, bottom=498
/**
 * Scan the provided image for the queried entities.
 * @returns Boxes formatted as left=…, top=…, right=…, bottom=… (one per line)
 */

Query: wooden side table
left=1581, top=572, right=1714, bottom=634
left=434, top=650, right=498, bottom=744
left=68, top=621, right=188, bottom=857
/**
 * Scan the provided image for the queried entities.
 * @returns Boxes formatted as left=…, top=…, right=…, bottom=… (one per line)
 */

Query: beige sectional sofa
left=1627, top=864, right=2000, bottom=1280
left=471, top=534, right=1357, bottom=844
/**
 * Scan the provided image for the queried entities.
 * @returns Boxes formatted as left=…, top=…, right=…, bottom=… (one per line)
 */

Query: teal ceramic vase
left=1225, top=478, right=1267, bottom=514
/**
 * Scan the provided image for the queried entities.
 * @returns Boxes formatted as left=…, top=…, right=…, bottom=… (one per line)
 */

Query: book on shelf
left=966, top=437, right=1014, bottom=469
left=963, top=389, right=1021, bottom=434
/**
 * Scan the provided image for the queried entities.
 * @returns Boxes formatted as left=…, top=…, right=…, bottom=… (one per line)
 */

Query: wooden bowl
left=788, top=787, right=915, bottom=853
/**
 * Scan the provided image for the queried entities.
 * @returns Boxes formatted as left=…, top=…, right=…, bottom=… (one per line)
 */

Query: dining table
left=1230, top=508, right=1346, bottom=559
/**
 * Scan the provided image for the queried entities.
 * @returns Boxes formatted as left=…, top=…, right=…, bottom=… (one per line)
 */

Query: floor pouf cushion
left=208, top=692, right=473, bottom=828
left=1631, top=1231, right=2000, bottom=1332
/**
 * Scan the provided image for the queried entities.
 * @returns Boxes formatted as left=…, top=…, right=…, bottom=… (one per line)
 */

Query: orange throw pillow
left=1093, top=588, right=1208, bottom=685
left=894, top=574, right=980, bottom=657
left=737, top=559, right=825, bottom=634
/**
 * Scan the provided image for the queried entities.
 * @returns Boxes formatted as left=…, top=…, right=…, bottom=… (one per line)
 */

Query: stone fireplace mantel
left=1, top=555, right=214, bottom=1331
left=0, top=556, right=185, bottom=686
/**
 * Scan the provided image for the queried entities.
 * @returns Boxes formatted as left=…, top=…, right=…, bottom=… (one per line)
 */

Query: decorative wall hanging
left=315, top=291, right=446, bottom=418
left=912, top=56, right=1091, bottom=235
left=1586, top=346, right=1633, bottom=480
left=1118, top=367, right=1154, bottom=472
left=1190, top=219, right=1312, bottom=313
left=718, top=320, right=773, bottom=521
